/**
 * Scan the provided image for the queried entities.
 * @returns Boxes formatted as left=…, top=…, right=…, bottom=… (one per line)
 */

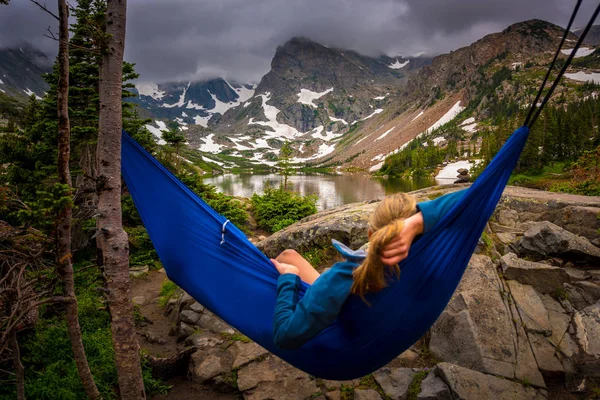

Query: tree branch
left=28, top=0, right=59, bottom=20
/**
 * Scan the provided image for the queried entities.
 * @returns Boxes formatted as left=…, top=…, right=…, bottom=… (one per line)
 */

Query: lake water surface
left=203, top=173, right=438, bottom=210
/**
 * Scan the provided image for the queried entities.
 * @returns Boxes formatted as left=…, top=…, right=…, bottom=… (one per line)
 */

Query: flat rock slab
left=228, top=341, right=269, bottom=369
left=574, top=302, right=600, bottom=361
left=373, top=367, right=416, bottom=400
left=354, top=389, right=382, bottom=400
left=430, top=255, right=519, bottom=379
left=501, top=253, right=570, bottom=294
left=237, top=355, right=319, bottom=400
left=189, top=350, right=233, bottom=383
left=517, top=221, right=600, bottom=264
left=507, top=280, right=551, bottom=335
left=437, top=362, right=546, bottom=400
left=417, top=371, right=452, bottom=400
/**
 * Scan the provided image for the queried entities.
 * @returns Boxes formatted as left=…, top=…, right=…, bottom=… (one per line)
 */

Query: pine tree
left=277, top=141, right=295, bottom=189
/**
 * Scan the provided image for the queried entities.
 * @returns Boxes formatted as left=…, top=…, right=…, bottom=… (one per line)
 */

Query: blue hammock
left=121, top=125, right=530, bottom=380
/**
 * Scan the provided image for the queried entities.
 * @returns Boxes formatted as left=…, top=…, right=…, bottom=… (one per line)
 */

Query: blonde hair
left=350, top=193, right=417, bottom=303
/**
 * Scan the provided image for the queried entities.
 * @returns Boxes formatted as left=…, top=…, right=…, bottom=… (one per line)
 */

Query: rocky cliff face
left=0, top=45, right=50, bottom=99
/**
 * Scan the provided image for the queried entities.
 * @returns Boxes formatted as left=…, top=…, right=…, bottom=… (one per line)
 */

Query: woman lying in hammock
left=270, top=189, right=465, bottom=349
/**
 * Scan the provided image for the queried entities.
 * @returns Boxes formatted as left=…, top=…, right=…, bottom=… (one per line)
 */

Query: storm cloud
left=1, top=0, right=598, bottom=83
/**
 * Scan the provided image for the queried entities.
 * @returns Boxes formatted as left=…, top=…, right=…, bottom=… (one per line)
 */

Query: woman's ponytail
left=350, top=193, right=417, bottom=304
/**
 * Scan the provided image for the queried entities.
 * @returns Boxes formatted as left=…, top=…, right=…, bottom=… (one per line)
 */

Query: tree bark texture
left=9, top=329, right=24, bottom=400
left=97, top=0, right=146, bottom=398
left=56, top=1, right=101, bottom=399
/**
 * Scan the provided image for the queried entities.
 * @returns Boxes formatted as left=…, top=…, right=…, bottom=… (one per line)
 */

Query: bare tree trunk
left=97, top=1, right=146, bottom=398
left=9, top=329, right=24, bottom=400
left=56, top=2, right=101, bottom=399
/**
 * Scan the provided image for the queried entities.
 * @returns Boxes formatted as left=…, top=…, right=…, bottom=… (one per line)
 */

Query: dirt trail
left=131, top=270, right=240, bottom=399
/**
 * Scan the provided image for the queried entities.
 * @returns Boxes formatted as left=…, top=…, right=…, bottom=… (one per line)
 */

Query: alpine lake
left=203, top=173, right=441, bottom=211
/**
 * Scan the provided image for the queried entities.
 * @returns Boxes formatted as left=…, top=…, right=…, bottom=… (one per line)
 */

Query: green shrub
left=251, top=187, right=317, bottom=233
left=179, top=174, right=249, bottom=229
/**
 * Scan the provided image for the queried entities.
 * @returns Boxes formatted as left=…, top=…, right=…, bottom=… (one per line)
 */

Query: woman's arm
left=271, top=260, right=354, bottom=349
left=380, top=189, right=467, bottom=265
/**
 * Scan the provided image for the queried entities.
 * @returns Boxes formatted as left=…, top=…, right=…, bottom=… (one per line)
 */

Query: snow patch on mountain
left=193, top=115, right=211, bottom=128
left=373, top=93, right=389, bottom=100
left=351, top=108, right=383, bottom=125
left=136, top=82, right=166, bottom=100
left=199, top=134, right=223, bottom=153
left=560, top=48, right=594, bottom=58
left=23, top=88, right=42, bottom=100
left=425, top=101, right=464, bottom=134
left=388, top=59, right=409, bottom=69
left=565, top=71, right=600, bottom=84
left=0, top=79, right=3, bottom=84
left=329, top=115, right=348, bottom=125
left=375, top=126, right=395, bottom=141
left=411, top=110, right=424, bottom=122
left=248, top=93, right=301, bottom=139
left=297, top=87, right=334, bottom=107
left=163, top=83, right=190, bottom=108
left=145, top=121, right=168, bottom=145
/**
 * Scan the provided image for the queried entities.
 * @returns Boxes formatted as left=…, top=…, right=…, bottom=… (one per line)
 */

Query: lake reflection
left=203, top=173, right=437, bottom=210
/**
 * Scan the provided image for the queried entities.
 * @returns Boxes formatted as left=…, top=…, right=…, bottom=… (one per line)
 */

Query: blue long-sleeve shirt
left=273, top=189, right=466, bottom=349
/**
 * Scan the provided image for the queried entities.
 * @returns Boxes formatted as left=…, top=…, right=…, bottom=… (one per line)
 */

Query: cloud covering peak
left=1, top=0, right=598, bottom=83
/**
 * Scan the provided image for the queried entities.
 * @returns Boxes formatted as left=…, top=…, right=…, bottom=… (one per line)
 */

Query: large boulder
left=430, top=254, right=543, bottom=386
left=417, top=371, right=452, bottom=400
left=437, top=363, right=546, bottom=400
left=501, top=253, right=570, bottom=294
left=256, top=201, right=377, bottom=257
left=516, top=221, right=600, bottom=264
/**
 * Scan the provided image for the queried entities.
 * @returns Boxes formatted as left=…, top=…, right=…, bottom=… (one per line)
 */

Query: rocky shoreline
left=142, top=185, right=600, bottom=399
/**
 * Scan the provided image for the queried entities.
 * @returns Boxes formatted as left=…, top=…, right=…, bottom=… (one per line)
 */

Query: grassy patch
left=222, top=332, right=252, bottom=343
left=358, top=374, right=390, bottom=399
left=340, top=384, right=354, bottom=400
left=407, top=370, right=428, bottom=400
left=158, top=279, right=178, bottom=307
left=301, top=247, right=332, bottom=269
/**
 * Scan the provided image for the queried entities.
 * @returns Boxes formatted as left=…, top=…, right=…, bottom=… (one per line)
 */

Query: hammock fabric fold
left=121, top=125, right=530, bottom=380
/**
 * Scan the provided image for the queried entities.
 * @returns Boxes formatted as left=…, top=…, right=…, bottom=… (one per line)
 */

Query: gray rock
left=507, top=280, right=551, bottom=335
left=237, top=356, right=319, bottom=400
left=228, top=341, right=269, bottom=369
left=132, top=296, right=147, bottom=306
left=184, top=332, right=224, bottom=350
left=496, top=208, right=520, bottom=227
left=197, top=312, right=235, bottom=335
left=507, top=295, right=547, bottom=388
left=129, top=265, right=149, bottom=277
left=325, top=391, right=341, bottom=400
left=528, top=333, right=565, bottom=376
left=354, top=389, right=382, bottom=400
left=396, top=349, right=419, bottom=363
left=541, top=295, right=578, bottom=358
left=256, top=201, right=377, bottom=257
left=573, top=302, right=600, bottom=361
left=372, top=367, right=415, bottom=400
left=501, top=253, right=570, bottom=294
left=417, top=371, right=452, bottom=400
left=565, top=283, right=594, bottom=310
left=430, top=255, right=519, bottom=380
left=158, top=268, right=166, bottom=273
left=437, top=362, right=546, bottom=400
left=179, top=310, right=201, bottom=325
left=563, top=267, right=592, bottom=281
left=457, top=168, right=469, bottom=175
left=189, top=351, right=233, bottom=383
left=321, top=379, right=360, bottom=391
left=517, top=221, right=600, bottom=263
left=537, top=206, right=600, bottom=241
left=171, top=321, right=195, bottom=342
left=189, top=302, right=205, bottom=314
left=575, top=281, right=600, bottom=301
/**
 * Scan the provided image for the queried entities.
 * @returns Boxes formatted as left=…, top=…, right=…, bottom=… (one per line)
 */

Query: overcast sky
left=0, top=0, right=597, bottom=84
